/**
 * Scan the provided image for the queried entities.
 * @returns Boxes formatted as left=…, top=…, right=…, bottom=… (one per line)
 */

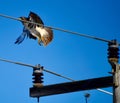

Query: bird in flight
left=15, top=12, right=53, bottom=46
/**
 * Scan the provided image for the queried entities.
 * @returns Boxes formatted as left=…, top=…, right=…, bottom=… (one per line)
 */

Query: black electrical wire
left=0, top=57, right=74, bottom=81
left=0, top=13, right=115, bottom=44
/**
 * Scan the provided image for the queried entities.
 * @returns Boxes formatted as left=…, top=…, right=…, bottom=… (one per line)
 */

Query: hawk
left=15, top=12, right=53, bottom=46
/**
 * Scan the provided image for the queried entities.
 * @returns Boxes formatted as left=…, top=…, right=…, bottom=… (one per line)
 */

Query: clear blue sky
left=0, top=0, right=120, bottom=103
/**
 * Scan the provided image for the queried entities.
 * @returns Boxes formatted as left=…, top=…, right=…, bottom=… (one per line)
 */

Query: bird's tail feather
left=14, top=32, right=26, bottom=44
left=15, top=27, right=29, bottom=44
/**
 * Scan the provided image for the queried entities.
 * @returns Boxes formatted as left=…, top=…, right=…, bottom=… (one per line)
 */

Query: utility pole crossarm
left=30, top=76, right=113, bottom=97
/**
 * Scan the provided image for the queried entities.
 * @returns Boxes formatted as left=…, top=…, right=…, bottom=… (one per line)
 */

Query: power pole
left=113, top=64, right=120, bottom=103
left=108, top=40, right=120, bottom=103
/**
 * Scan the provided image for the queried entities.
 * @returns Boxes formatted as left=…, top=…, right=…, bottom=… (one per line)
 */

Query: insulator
left=108, top=47, right=119, bottom=58
left=32, top=65, right=44, bottom=87
left=32, top=72, right=44, bottom=83
left=108, top=40, right=119, bottom=62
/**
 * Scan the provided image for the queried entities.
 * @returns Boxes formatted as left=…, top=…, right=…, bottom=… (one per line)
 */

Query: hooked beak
left=19, top=17, right=28, bottom=24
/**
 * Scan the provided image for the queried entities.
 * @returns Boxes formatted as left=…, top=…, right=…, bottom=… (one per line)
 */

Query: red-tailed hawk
left=15, top=12, right=53, bottom=46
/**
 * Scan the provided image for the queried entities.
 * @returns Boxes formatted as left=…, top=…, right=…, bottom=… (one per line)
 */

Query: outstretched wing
left=15, top=27, right=36, bottom=44
left=28, top=12, right=44, bottom=26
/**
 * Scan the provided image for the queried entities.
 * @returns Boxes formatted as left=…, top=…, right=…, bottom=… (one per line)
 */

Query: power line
left=0, top=57, right=73, bottom=81
left=0, top=57, right=113, bottom=95
left=0, top=13, right=114, bottom=44
left=97, top=88, right=113, bottom=95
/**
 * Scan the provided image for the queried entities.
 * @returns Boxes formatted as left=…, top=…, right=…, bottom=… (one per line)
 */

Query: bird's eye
left=28, top=23, right=34, bottom=29
left=37, top=25, right=40, bottom=27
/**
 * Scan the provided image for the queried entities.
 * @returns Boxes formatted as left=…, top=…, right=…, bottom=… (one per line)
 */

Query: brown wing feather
left=29, top=12, right=44, bottom=25
left=41, top=27, right=53, bottom=46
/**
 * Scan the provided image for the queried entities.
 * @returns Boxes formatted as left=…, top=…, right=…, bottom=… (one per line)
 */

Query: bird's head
left=19, top=17, right=28, bottom=25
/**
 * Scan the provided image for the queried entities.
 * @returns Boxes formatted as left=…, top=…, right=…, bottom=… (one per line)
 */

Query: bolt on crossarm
left=108, top=39, right=120, bottom=103
left=84, top=93, right=90, bottom=103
